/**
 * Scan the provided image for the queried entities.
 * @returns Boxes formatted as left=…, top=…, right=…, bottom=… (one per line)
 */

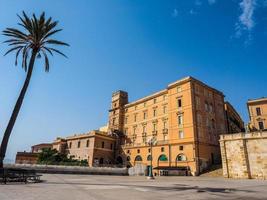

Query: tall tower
left=108, top=90, right=128, bottom=134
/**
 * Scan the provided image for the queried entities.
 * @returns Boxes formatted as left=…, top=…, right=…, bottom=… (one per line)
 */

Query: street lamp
left=147, top=136, right=157, bottom=180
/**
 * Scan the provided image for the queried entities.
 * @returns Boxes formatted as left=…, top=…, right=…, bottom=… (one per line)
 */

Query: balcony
left=162, top=128, right=168, bottom=134
left=142, top=132, right=147, bottom=137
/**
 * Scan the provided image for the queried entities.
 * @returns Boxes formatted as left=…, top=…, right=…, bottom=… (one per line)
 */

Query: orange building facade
left=109, top=76, right=228, bottom=175
left=247, top=97, right=267, bottom=131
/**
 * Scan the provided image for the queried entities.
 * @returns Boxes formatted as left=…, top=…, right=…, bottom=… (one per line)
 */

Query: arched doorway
left=176, top=154, right=187, bottom=162
left=157, top=154, right=168, bottom=176
left=99, top=158, right=104, bottom=165
left=116, top=156, right=123, bottom=165
left=134, top=155, right=143, bottom=165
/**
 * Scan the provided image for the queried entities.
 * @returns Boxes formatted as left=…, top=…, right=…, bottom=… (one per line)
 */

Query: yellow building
left=247, top=97, right=267, bottom=131
left=109, top=76, right=228, bottom=176
left=224, top=102, right=245, bottom=133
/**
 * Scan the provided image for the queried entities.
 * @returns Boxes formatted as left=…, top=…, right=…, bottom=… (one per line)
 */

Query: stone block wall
left=220, top=131, right=267, bottom=179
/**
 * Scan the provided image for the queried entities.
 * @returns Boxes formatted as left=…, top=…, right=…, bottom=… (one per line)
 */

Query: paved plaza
left=1, top=174, right=267, bottom=200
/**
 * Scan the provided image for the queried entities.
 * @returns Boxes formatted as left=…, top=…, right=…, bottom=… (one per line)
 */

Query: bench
left=0, top=168, right=42, bottom=184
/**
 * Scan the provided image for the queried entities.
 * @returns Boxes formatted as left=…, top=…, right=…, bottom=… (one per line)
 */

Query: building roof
left=247, top=97, right=267, bottom=104
left=31, top=143, right=52, bottom=148
left=125, top=76, right=224, bottom=108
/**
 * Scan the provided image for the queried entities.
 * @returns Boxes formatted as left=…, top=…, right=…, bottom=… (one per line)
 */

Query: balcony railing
left=152, top=130, right=158, bottom=136
left=142, top=132, right=147, bottom=137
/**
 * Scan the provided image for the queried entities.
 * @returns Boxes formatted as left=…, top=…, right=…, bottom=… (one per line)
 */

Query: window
left=256, top=107, right=261, bottom=116
left=125, top=117, right=128, bottom=124
left=142, top=125, right=146, bottom=133
left=197, top=114, right=202, bottom=126
left=177, top=99, right=182, bottom=108
left=158, top=154, right=168, bottom=161
left=161, top=147, right=164, bottom=152
left=77, top=141, right=81, bottom=148
left=142, top=136, right=147, bottom=143
left=137, top=149, right=140, bottom=154
left=209, top=104, right=213, bottom=113
left=69, top=142, right=72, bottom=149
left=163, top=106, right=167, bottom=114
left=133, top=126, right=137, bottom=134
left=134, top=114, right=137, bottom=122
left=127, top=156, right=131, bottom=161
left=163, top=134, right=167, bottom=141
left=110, top=143, right=113, bottom=150
left=113, top=110, right=116, bottom=115
left=148, top=148, right=151, bottom=153
left=259, top=121, right=264, bottom=130
left=154, top=98, right=157, bottom=104
left=135, top=155, right=142, bottom=161
left=86, top=140, right=89, bottom=147
left=178, top=115, right=183, bottom=125
left=179, top=146, right=184, bottom=151
left=143, top=112, right=147, bottom=119
left=127, top=150, right=130, bottom=154
left=144, top=102, right=146, bottom=107
left=196, top=96, right=200, bottom=110
left=179, top=130, right=184, bottom=139
left=177, top=154, right=186, bottom=161
left=112, top=118, right=116, bottom=125
left=205, top=102, right=209, bottom=112
left=177, top=87, right=182, bottom=93
left=163, top=121, right=167, bottom=129
left=153, top=123, right=157, bottom=131
left=101, top=141, right=105, bottom=148
left=153, top=109, right=157, bottom=117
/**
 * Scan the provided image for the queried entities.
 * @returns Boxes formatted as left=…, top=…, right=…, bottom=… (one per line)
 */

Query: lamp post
left=147, top=137, right=156, bottom=180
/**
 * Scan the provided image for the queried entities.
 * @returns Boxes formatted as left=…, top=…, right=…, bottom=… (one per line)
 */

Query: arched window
left=134, top=155, right=142, bottom=161
left=158, top=154, right=168, bottom=161
left=177, top=154, right=187, bottom=161
left=147, top=155, right=152, bottom=161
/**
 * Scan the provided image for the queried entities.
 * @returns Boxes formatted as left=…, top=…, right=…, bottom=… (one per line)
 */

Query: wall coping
left=220, top=131, right=267, bottom=141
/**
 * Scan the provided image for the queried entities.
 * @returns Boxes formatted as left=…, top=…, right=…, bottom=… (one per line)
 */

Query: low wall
left=4, top=164, right=128, bottom=176
left=220, top=131, right=267, bottom=180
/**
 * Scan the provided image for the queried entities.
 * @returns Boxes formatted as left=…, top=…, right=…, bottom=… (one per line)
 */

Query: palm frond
left=45, top=39, right=69, bottom=46
left=47, top=47, right=67, bottom=58
left=4, top=46, right=23, bottom=56
left=3, top=11, right=69, bottom=72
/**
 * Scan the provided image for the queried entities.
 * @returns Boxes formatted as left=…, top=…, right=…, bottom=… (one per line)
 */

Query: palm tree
left=0, top=11, right=69, bottom=168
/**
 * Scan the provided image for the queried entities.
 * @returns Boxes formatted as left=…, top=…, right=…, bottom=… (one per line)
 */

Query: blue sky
left=0, top=0, right=266, bottom=161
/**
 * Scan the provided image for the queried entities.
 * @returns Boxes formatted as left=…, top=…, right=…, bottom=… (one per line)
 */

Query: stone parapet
left=220, top=131, right=267, bottom=180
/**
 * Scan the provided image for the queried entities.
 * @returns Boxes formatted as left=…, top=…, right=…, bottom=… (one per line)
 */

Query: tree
left=0, top=11, right=69, bottom=168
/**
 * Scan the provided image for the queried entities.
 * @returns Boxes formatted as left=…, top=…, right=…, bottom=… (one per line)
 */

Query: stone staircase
left=200, top=165, right=223, bottom=177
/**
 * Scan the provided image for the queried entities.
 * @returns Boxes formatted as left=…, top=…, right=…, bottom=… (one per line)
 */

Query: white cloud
left=208, top=0, right=216, bottom=5
left=172, top=8, right=178, bottom=18
left=237, top=0, right=256, bottom=32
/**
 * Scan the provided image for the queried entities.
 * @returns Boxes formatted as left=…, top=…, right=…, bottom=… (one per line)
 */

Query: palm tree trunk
left=0, top=50, right=37, bottom=168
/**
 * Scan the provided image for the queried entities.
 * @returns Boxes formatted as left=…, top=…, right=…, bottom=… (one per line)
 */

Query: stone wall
left=220, top=131, right=267, bottom=179
left=4, top=164, right=128, bottom=176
